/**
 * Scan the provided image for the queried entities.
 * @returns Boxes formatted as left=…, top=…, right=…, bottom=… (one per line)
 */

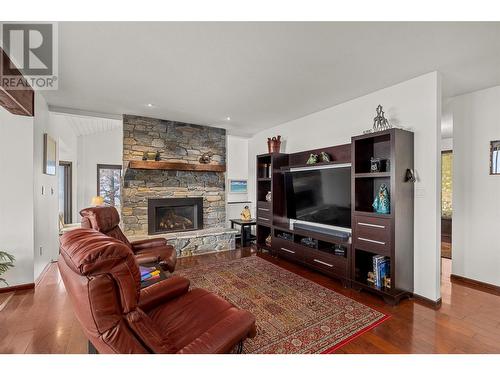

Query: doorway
left=441, top=151, right=452, bottom=259
left=58, top=161, right=73, bottom=224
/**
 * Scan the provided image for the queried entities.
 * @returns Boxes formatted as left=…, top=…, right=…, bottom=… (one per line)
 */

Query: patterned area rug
left=177, top=256, right=389, bottom=353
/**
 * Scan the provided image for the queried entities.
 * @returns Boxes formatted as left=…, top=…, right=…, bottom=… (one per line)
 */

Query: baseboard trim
left=450, top=274, right=500, bottom=296
left=0, top=282, right=35, bottom=294
left=412, top=293, right=442, bottom=309
left=35, top=261, right=56, bottom=287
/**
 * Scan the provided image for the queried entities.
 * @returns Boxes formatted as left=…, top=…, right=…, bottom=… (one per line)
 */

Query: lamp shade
left=91, top=196, right=105, bottom=206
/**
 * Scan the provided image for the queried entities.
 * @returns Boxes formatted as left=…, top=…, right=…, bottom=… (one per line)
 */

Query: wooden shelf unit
left=255, top=153, right=288, bottom=252
left=351, top=129, right=414, bottom=305
left=254, top=134, right=414, bottom=305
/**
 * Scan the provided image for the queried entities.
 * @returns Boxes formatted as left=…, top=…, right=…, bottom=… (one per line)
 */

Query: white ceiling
left=51, top=112, right=122, bottom=136
left=42, top=22, right=500, bottom=137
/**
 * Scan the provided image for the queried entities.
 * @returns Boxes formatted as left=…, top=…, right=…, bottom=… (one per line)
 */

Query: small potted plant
left=0, top=250, right=15, bottom=286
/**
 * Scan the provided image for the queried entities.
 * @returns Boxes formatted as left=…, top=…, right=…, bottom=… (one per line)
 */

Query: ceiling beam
left=0, top=47, right=34, bottom=117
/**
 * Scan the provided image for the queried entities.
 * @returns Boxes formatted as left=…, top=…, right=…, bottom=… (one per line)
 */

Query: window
left=491, top=140, right=500, bottom=175
left=441, top=151, right=452, bottom=219
left=97, top=164, right=122, bottom=207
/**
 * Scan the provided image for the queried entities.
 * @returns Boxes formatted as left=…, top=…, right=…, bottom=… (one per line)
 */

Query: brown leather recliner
left=80, top=206, right=176, bottom=272
left=58, top=228, right=257, bottom=354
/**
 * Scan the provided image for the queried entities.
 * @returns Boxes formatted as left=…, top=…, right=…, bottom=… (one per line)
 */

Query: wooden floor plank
left=1, top=247, right=499, bottom=354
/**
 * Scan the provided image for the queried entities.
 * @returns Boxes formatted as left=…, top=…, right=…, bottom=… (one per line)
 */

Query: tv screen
left=285, top=166, right=351, bottom=229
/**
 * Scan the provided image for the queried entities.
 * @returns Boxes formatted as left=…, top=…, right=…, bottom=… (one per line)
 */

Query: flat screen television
left=284, top=166, right=351, bottom=229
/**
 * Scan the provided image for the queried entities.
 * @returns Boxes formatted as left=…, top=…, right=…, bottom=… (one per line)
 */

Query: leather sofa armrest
left=139, top=276, right=190, bottom=311
left=131, top=238, right=168, bottom=251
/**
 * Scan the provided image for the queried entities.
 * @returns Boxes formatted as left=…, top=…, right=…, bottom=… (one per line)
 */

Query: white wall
left=441, top=137, right=453, bottom=151
left=451, top=86, right=500, bottom=287
left=0, top=107, right=34, bottom=286
left=248, top=72, right=442, bottom=301
left=77, top=128, right=123, bottom=212
left=226, top=135, right=250, bottom=224
left=50, top=113, right=79, bottom=222
left=33, top=94, right=60, bottom=279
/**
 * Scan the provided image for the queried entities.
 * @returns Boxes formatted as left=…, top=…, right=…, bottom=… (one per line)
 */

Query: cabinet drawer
left=257, top=201, right=271, bottom=210
left=273, top=237, right=303, bottom=262
left=256, top=206, right=272, bottom=219
left=354, top=215, right=391, bottom=255
left=304, top=249, right=347, bottom=278
left=257, top=215, right=272, bottom=225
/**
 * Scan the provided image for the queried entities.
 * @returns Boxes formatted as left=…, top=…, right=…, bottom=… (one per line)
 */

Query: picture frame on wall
left=229, top=179, right=248, bottom=194
left=43, top=133, right=57, bottom=175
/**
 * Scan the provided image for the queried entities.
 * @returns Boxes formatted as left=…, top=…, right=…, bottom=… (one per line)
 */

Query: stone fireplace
left=122, top=115, right=226, bottom=237
left=148, top=197, right=203, bottom=235
left=122, top=115, right=237, bottom=257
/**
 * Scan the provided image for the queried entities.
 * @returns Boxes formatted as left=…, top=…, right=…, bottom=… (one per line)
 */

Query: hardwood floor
left=441, top=241, right=452, bottom=259
left=1, top=246, right=499, bottom=354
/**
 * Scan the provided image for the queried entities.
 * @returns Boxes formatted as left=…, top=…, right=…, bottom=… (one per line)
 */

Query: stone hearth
left=129, top=227, right=238, bottom=258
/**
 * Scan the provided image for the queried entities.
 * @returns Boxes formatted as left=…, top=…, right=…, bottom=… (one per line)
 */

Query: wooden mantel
left=128, top=160, right=226, bottom=172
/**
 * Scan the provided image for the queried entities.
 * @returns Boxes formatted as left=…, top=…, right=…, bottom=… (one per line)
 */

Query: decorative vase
left=372, top=183, right=390, bottom=214
left=267, top=136, right=281, bottom=153
left=265, top=191, right=272, bottom=202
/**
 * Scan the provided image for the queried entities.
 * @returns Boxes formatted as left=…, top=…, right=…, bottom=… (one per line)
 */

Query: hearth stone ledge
left=128, top=227, right=238, bottom=258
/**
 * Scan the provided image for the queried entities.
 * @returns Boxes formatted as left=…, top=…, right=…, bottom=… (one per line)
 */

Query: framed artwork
left=490, top=140, right=500, bottom=175
left=229, top=179, right=248, bottom=194
left=43, top=133, right=57, bottom=175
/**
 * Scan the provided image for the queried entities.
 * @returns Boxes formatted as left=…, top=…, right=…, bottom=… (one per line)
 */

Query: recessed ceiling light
left=226, top=116, right=231, bottom=121
left=147, top=103, right=154, bottom=108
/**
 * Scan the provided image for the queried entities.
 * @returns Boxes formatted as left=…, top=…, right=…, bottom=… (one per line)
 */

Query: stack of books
left=370, top=255, right=390, bottom=289
left=140, top=266, right=161, bottom=282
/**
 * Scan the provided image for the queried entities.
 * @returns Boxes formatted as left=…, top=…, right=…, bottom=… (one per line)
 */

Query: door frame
left=59, top=161, right=73, bottom=224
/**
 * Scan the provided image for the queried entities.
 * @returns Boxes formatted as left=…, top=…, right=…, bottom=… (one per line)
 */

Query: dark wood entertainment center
left=256, top=129, right=414, bottom=305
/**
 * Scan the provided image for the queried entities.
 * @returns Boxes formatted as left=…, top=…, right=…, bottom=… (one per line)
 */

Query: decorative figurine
left=155, top=150, right=161, bottom=161
left=372, top=183, right=390, bottom=214
left=306, top=153, right=318, bottom=164
left=267, top=135, right=282, bottom=153
left=319, top=152, right=331, bottom=162
left=372, top=105, right=392, bottom=132
left=265, top=234, right=272, bottom=247
left=384, top=277, right=391, bottom=289
left=240, top=205, right=252, bottom=221
left=142, top=151, right=157, bottom=161
left=199, top=152, right=213, bottom=164
left=370, top=157, right=381, bottom=172
left=265, top=191, right=272, bottom=202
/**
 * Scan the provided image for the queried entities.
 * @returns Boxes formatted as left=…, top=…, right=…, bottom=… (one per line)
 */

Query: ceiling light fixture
left=226, top=116, right=231, bottom=121
left=147, top=103, right=154, bottom=108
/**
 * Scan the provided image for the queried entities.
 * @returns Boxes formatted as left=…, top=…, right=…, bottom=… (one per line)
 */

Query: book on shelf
left=371, top=255, right=390, bottom=289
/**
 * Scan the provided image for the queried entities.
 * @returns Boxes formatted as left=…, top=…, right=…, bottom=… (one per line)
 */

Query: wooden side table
left=229, top=219, right=257, bottom=247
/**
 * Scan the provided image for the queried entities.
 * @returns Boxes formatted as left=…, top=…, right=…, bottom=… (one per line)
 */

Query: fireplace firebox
left=148, top=197, right=203, bottom=235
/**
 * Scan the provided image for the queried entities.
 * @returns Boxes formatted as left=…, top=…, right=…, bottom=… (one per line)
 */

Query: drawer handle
left=358, top=237, right=386, bottom=245
left=313, top=259, right=333, bottom=268
left=258, top=208, right=270, bottom=212
left=259, top=217, right=270, bottom=221
left=358, top=222, right=385, bottom=229
left=281, top=247, right=295, bottom=254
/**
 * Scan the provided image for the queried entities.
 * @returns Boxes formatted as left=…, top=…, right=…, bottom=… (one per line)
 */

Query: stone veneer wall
left=122, top=115, right=226, bottom=236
